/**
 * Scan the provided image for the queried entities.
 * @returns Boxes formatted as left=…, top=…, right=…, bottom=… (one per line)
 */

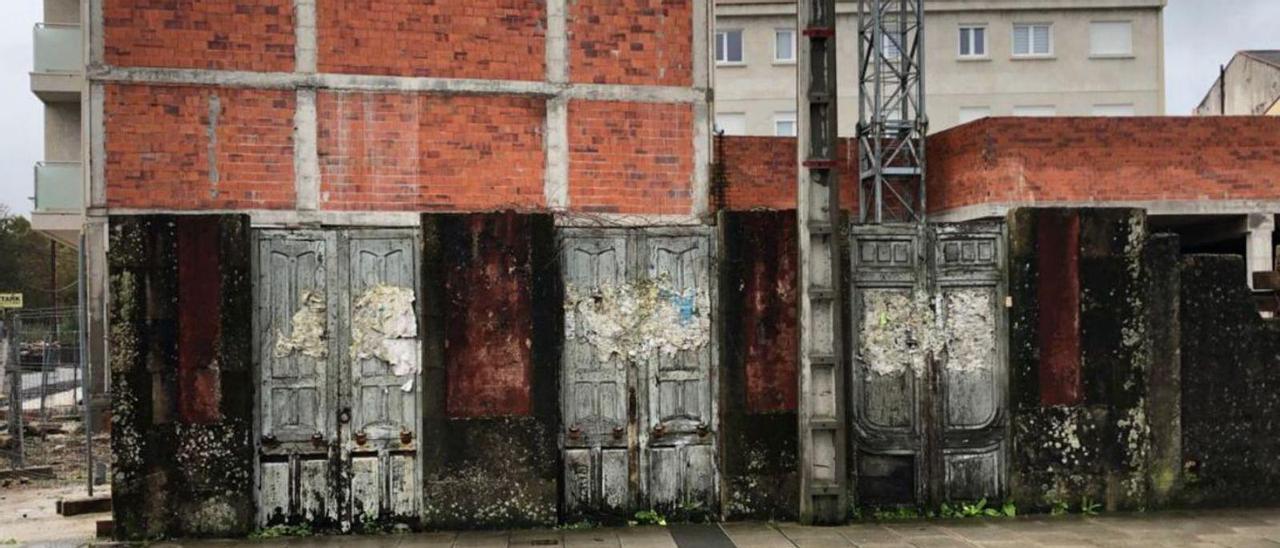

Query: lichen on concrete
left=350, top=284, right=419, bottom=376
left=273, top=289, right=327, bottom=359
left=858, top=289, right=939, bottom=378
left=564, top=274, right=710, bottom=363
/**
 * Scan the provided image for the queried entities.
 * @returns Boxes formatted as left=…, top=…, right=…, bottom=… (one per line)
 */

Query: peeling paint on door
left=564, top=273, right=711, bottom=364
left=350, top=284, right=419, bottom=377
left=273, top=290, right=327, bottom=359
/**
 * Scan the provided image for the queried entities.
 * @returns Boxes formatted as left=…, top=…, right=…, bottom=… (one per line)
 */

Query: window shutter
left=1033, top=25, right=1051, bottom=54
left=1013, top=25, right=1030, bottom=55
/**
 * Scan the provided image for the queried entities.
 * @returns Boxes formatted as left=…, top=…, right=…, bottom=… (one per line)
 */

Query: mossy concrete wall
left=420, top=213, right=561, bottom=528
left=1180, top=254, right=1280, bottom=505
left=1006, top=208, right=1176, bottom=511
left=718, top=211, right=800, bottom=520
left=109, top=215, right=254, bottom=539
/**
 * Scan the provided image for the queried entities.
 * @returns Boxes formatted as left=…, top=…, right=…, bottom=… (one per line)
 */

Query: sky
left=0, top=0, right=1276, bottom=216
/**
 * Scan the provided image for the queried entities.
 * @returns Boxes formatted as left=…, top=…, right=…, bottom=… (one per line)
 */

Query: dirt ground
left=0, top=481, right=104, bottom=546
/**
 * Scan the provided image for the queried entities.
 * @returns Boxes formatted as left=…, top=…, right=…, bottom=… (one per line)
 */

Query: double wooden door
left=254, top=229, right=422, bottom=529
left=560, top=228, right=718, bottom=519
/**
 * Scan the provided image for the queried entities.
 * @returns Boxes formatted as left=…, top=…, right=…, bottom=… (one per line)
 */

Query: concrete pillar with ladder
left=796, top=0, right=847, bottom=525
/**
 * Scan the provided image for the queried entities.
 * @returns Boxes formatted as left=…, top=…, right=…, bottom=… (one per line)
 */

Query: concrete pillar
left=1246, top=213, right=1275, bottom=288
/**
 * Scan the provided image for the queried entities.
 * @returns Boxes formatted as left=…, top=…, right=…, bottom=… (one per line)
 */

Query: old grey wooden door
left=343, top=230, right=423, bottom=522
left=256, top=229, right=422, bottom=529
left=848, top=223, right=1007, bottom=505
left=257, top=231, right=339, bottom=526
left=640, top=231, right=717, bottom=516
left=560, top=228, right=717, bottom=519
left=561, top=231, right=632, bottom=516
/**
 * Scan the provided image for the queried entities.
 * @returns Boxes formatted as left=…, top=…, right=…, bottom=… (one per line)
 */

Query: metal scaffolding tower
left=796, top=0, right=847, bottom=525
left=857, top=0, right=927, bottom=224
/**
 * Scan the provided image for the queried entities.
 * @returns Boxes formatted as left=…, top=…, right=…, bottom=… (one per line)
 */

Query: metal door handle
left=354, top=430, right=367, bottom=446
left=400, top=428, right=413, bottom=445
left=338, top=407, right=351, bottom=424
left=612, top=426, right=625, bottom=439
left=652, top=424, right=666, bottom=438
left=568, top=424, right=582, bottom=440
left=311, top=432, right=325, bottom=447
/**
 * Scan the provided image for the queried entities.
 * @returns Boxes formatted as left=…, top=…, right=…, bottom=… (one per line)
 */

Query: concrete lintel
left=87, top=0, right=103, bottom=68
left=294, top=89, right=319, bottom=211
left=552, top=212, right=707, bottom=227
left=693, top=0, right=712, bottom=91
left=933, top=200, right=1280, bottom=223
left=545, top=0, right=568, bottom=84
left=88, top=67, right=705, bottom=104
left=544, top=96, right=569, bottom=210
left=294, top=0, right=317, bottom=73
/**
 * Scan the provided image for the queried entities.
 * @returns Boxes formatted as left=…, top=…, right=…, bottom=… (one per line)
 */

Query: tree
left=0, top=205, right=80, bottom=310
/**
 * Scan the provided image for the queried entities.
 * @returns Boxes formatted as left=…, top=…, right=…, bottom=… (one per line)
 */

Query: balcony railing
left=33, top=23, right=82, bottom=74
left=34, top=162, right=83, bottom=213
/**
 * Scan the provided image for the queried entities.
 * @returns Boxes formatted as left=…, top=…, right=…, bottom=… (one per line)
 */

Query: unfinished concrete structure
left=38, top=0, right=1280, bottom=540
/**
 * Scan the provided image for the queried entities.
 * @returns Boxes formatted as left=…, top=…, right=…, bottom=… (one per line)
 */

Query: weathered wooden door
left=560, top=228, right=717, bottom=519
left=256, top=229, right=422, bottom=529
left=848, top=222, right=1007, bottom=505
left=257, top=231, right=339, bottom=526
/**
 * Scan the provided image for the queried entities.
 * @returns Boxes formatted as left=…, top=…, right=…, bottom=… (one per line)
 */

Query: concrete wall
left=714, top=0, right=1164, bottom=135
left=44, top=103, right=81, bottom=162
left=1194, top=53, right=1280, bottom=116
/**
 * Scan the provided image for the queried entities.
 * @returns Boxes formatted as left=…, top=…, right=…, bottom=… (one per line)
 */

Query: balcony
left=31, top=23, right=83, bottom=102
left=31, top=162, right=83, bottom=247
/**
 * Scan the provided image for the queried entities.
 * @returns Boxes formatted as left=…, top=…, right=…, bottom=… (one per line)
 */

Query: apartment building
left=714, top=0, right=1167, bottom=136
left=1195, top=50, right=1280, bottom=116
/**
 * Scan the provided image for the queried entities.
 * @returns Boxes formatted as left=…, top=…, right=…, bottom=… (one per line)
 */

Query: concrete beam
left=544, top=96, right=569, bottom=210
left=545, top=0, right=568, bottom=84
left=1247, top=213, right=1275, bottom=288
left=933, top=201, right=1280, bottom=223
left=88, top=82, right=105, bottom=209
left=102, top=208, right=707, bottom=229
left=87, top=67, right=706, bottom=104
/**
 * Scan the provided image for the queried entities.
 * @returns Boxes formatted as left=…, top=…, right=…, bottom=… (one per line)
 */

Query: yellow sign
left=0, top=294, right=23, bottom=309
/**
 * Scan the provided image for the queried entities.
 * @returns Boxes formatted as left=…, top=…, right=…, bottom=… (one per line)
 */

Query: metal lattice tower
left=857, top=0, right=927, bottom=224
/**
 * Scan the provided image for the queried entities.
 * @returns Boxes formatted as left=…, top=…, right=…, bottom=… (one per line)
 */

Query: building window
left=774, top=29, right=795, bottom=63
left=716, top=29, right=744, bottom=64
left=958, top=106, right=991, bottom=124
left=1090, top=21, right=1133, bottom=57
left=882, top=33, right=902, bottom=60
left=958, top=25, right=987, bottom=58
left=1092, top=103, right=1135, bottom=117
left=1014, top=105, right=1056, bottom=117
left=715, top=112, right=746, bottom=136
left=1013, top=23, right=1052, bottom=57
left=774, top=111, right=797, bottom=137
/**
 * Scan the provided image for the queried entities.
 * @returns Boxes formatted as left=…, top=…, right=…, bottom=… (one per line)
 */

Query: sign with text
left=0, top=293, right=23, bottom=309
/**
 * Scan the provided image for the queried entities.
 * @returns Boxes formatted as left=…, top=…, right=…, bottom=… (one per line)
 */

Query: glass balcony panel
left=34, top=162, right=83, bottom=213
left=33, top=23, right=82, bottom=73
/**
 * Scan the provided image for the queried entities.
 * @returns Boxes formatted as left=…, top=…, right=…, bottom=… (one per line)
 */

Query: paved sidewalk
left=17, top=508, right=1280, bottom=547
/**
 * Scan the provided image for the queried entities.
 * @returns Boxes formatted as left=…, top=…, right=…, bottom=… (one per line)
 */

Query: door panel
left=641, top=234, right=716, bottom=514
left=561, top=232, right=632, bottom=516
left=256, top=231, right=337, bottom=525
left=345, top=231, right=422, bottom=521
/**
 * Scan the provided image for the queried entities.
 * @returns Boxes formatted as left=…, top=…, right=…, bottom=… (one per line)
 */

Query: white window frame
left=1012, top=23, right=1054, bottom=58
left=773, top=28, right=796, bottom=64
left=773, top=111, right=797, bottom=137
left=957, top=24, right=988, bottom=59
left=1089, top=20, right=1133, bottom=58
left=715, top=29, right=745, bottom=66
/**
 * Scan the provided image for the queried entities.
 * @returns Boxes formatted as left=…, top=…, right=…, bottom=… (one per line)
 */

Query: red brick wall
left=103, top=0, right=295, bottom=71
left=105, top=84, right=296, bottom=209
left=569, top=0, right=693, bottom=86
left=317, top=0, right=546, bottom=81
left=928, top=117, right=1280, bottom=213
left=719, top=136, right=858, bottom=211
left=568, top=100, right=694, bottom=214
left=317, top=92, right=545, bottom=211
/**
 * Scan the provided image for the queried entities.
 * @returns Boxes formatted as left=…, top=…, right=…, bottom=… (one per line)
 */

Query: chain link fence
left=1, top=307, right=105, bottom=489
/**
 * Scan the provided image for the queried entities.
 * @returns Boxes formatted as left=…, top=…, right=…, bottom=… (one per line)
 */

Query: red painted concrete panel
left=740, top=212, right=799, bottom=413
left=444, top=213, right=534, bottom=418
left=177, top=216, right=223, bottom=424
left=1037, top=211, right=1082, bottom=406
